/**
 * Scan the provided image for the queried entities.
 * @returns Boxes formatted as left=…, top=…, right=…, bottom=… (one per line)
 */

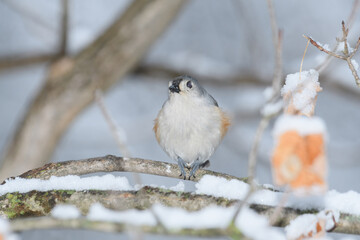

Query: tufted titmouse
left=154, top=76, right=230, bottom=180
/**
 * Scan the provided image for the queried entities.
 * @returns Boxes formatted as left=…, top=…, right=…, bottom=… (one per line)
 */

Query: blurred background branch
left=0, top=0, right=187, bottom=180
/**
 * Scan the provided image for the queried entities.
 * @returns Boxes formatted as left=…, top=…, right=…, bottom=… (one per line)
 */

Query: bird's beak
left=169, top=80, right=181, bottom=93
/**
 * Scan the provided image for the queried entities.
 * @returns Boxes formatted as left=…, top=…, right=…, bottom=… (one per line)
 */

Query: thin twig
left=0, top=54, right=56, bottom=70
left=1, top=0, right=54, bottom=33
left=306, top=33, right=360, bottom=87
left=95, top=90, right=160, bottom=235
left=347, top=0, right=360, bottom=29
left=95, top=91, right=132, bottom=160
left=349, top=37, right=360, bottom=58
left=304, top=36, right=346, bottom=60
left=267, top=0, right=283, bottom=96
left=316, top=0, right=360, bottom=73
left=230, top=183, right=256, bottom=223
left=247, top=117, right=271, bottom=181
left=269, top=188, right=290, bottom=225
left=231, top=0, right=284, bottom=224
left=58, top=0, right=69, bottom=57
left=299, top=38, right=310, bottom=81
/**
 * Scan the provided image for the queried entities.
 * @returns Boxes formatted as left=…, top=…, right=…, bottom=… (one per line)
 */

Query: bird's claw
left=177, top=157, right=187, bottom=180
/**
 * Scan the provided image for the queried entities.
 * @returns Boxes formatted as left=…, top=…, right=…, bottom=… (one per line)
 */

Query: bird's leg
left=189, top=159, right=201, bottom=180
left=177, top=156, right=187, bottom=180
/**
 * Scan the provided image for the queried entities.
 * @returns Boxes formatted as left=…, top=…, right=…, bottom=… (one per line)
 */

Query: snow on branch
left=1, top=182, right=360, bottom=236
left=0, top=158, right=359, bottom=237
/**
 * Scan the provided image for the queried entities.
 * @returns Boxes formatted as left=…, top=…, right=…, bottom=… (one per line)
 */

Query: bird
left=154, top=75, right=230, bottom=180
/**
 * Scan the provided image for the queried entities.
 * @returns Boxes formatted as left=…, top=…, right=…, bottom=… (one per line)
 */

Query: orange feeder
left=272, top=123, right=327, bottom=191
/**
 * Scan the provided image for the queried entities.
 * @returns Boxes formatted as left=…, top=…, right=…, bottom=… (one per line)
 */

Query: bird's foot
left=177, top=157, right=187, bottom=180
left=188, top=159, right=202, bottom=180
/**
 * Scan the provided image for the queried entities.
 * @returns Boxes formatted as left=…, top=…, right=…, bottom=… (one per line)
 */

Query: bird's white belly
left=157, top=97, right=222, bottom=165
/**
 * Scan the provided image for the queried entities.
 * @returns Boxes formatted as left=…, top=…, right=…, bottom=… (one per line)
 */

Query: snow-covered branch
left=1, top=186, right=360, bottom=236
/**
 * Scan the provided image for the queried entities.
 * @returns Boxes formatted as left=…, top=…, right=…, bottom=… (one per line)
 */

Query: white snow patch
left=87, top=203, right=285, bottom=239
left=273, top=114, right=327, bottom=137
left=236, top=207, right=285, bottom=240
left=285, top=210, right=339, bottom=239
left=195, top=175, right=249, bottom=199
left=153, top=204, right=234, bottom=229
left=315, top=53, right=327, bottom=65
left=51, top=205, right=81, bottom=219
left=281, top=69, right=321, bottom=116
left=195, top=175, right=360, bottom=215
left=0, top=174, right=133, bottom=195
left=261, top=100, right=283, bottom=117
left=263, top=87, right=274, bottom=101
left=314, top=39, right=330, bottom=51
left=337, top=42, right=354, bottom=54
left=351, top=59, right=359, bottom=71
left=285, top=213, right=318, bottom=239
left=325, top=190, right=360, bottom=215
left=169, top=181, right=185, bottom=192
left=0, top=218, right=19, bottom=240
left=165, top=164, right=171, bottom=173
left=88, top=203, right=156, bottom=226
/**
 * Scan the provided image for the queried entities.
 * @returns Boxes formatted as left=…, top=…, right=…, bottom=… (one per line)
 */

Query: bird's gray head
left=168, top=75, right=199, bottom=95
left=168, top=75, right=218, bottom=106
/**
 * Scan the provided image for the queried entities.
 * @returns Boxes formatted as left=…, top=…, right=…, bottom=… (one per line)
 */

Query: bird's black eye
left=186, top=81, right=192, bottom=89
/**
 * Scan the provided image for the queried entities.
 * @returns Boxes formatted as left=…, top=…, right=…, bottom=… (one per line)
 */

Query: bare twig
left=349, top=37, right=360, bottom=58
left=58, top=0, right=69, bottom=57
left=95, top=91, right=164, bottom=235
left=231, top=0, right=284, bottom=224
left=304, top=36, right=346, bottom=60
left=267, top=0, right=283, bottom=96
left=347, top=0, right=360, bottom=29
left=247, top=117, right=271, bottom=182
left=247, top=0, right=283, bottom=182
left=230, top=183, right=256, bottom=223
left=299, top=38, right=310, bottom=81
left=306, top=21, right=360, bottom=87
left=95, top=91, right=132, bottom=160
left=0, top=54, right=56, bottom=70
left=269, top=188, right=290, bottom=225
left=316, top=0, right=360, bottom=73
left=1, top=0, right=54, bottom=33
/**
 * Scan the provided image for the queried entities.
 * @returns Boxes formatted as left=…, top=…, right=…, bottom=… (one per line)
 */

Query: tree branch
left=11, top=155, right=247, bottom=183
left=58, top=0, right=69, bottom=57
left=0, top=54, right=56, bottom=70
left=1, top=187, right=359, bottom=235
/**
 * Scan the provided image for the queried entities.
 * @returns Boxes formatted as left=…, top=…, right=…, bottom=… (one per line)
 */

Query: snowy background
left=0, top=0, right=360, bottom=239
